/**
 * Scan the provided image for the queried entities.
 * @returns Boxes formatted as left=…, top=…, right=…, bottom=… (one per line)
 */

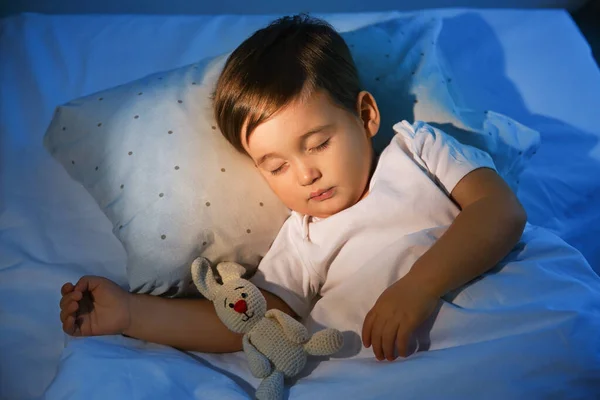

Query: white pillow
left=44, top=15, right=539, bottom=297
left=345, top=15, right=540, bottom=191
left=44, top=55, right=290, bottom=297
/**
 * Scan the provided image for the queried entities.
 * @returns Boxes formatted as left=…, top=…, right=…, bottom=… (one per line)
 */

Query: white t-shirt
left=251, top=121, right=497, bottom=319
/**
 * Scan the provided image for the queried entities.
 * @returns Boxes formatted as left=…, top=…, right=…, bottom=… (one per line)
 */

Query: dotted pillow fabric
left=44, top=55, right=290, bottom=297
left=343, top=15, right=540, bottom=191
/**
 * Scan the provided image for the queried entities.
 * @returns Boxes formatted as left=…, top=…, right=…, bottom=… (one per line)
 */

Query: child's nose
left=298, top=165, right=321, bottom=186
left=233, top=299, right=247, bottom=314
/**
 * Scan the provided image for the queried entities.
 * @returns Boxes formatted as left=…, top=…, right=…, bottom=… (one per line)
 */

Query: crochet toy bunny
left=191, top=257, right=343, bottom=400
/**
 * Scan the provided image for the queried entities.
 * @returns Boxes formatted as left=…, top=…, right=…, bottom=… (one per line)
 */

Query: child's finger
left=59, top=301, right=79, bottom=323
left=61, top=282, right=74, bottom=296
left=371, top=319, right=386, bottom=361
left=395, top=327, right=411, bottom=358
left=362, top=310, right=375, bottom=348
left=75, top=275, right=103, bottom=294
left=62, top=315, right=76, bottom=335
left=382, top=321, right=399, bottom=361
left=67, top=301, right=79, bottom=314
left=74, top=276, right=91, bottom=293
left=59, top=290, right=82, bottom=310
left=60, top=309, right=70, bottom=325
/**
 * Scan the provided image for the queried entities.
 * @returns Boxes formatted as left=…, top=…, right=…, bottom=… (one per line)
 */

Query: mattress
left=1, top=9, right=599, bottom=400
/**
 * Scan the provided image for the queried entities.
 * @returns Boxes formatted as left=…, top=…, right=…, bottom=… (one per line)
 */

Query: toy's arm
left=243, top=334, right=272, bottom=378
left=265, top=309, right=309, bottom=344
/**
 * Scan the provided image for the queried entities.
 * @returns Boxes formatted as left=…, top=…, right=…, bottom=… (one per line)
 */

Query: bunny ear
left=191, top=257, right=218, bottom=301
left=216, top=262, right=246, bottom=283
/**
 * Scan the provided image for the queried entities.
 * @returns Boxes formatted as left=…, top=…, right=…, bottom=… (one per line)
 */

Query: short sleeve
left=392, top=120, right=497, bottom=195
left=250, top=217, right=319, bottom=319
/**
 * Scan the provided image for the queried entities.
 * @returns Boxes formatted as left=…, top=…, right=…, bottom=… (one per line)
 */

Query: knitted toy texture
left=191, top=257, right=343, bottom=400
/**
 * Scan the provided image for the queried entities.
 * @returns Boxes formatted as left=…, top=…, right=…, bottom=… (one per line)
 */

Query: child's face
left=242, top=90, right=379, bottom=218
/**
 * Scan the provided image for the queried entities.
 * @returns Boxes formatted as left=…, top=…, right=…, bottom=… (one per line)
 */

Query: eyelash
left=270, top=165, right=286, bottom=176
left=313, top=139, right=330, bottom=152
left=269, top=139, right=330, bottom=176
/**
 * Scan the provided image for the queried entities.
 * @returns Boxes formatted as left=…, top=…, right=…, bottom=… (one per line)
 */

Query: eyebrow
left=256, top=124, right=332, bottom=166
left=234, top=286, right=244, bottom=290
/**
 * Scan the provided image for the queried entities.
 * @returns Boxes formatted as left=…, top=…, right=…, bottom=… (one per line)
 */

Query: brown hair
left=213, top=14, right=362, bottom=153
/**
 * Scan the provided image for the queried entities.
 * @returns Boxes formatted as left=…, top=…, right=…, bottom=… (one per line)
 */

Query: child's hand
left=59, top=276, right=132, bottom=337
left=362, top=276, right=439, bottom=361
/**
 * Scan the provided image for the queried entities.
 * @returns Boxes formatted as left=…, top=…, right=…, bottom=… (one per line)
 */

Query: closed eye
left=270, top=163, right=287, bottom=176
left=310, top=138, right=330, bottom=153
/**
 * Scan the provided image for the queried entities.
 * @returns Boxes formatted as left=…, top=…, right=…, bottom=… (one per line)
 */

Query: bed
left=1, top=6, right=600, bottom=400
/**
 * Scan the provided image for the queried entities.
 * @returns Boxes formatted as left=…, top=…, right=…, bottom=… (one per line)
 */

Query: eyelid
left=260, top=158, right=284, bottom=170
left=270, top=163, right=287, bottom=176
left=309, top=138, right=331, bottom=153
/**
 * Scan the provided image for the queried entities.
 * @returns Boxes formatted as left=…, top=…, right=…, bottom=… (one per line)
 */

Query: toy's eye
left=228, top=303, right=234, bottom=308
left=241, top=293, right=247, bottom=298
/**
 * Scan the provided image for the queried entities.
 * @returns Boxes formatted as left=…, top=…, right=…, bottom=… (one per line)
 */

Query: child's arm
left=124, top=294, right=244, bottom=352
left=60, top=276, right=294, bottom=353
left=408, top=168, right=526, bottom=298
left=363, top=168, right=526, bottom=360
left=125, top=289, right=295, bottom=352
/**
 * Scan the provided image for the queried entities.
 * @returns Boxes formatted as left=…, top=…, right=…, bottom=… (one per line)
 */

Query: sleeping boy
left=59, top=14, right=527, bottom=361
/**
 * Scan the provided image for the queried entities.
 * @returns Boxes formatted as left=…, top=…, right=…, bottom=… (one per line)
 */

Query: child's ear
left=356, top=91, right=380, bottom=139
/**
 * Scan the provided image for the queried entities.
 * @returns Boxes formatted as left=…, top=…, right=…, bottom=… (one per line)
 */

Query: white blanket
left=45, top=225, right=600, bottom=398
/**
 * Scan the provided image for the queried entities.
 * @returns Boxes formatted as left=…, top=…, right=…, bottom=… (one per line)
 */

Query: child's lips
left=309, top=187, right=335, bottom=201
